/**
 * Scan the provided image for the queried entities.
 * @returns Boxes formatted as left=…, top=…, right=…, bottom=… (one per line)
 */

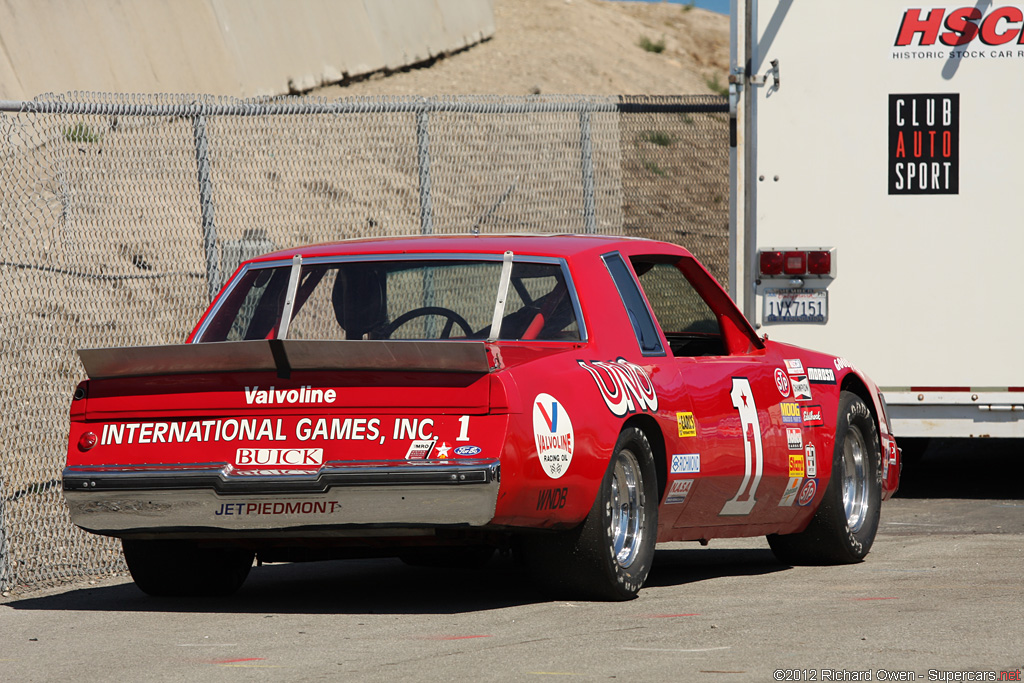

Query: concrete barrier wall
left=0, top=0, right=495, bottom=99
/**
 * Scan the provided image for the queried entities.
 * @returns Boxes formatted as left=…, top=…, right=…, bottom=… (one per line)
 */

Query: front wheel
left=767, top=391, right=882, bottom=565
left=122, top=539, right=254, bottom=597
left=522, top=427, right=658, bottom=601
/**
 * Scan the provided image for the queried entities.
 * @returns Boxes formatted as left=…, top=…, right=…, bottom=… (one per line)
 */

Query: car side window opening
left=630, top=258, right=727, bottom=358
left=602, top=252, right=664, bottom=356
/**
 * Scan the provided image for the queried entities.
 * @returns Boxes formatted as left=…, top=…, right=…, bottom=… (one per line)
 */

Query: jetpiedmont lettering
left=215, top=501, right=341, bottom=516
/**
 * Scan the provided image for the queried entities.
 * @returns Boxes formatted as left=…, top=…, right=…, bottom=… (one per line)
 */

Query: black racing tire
left=522, top=427, right=658, bottom=601
left=122, top=539, right=254, bottom=597
left=767, top=391, right=882, bottom=565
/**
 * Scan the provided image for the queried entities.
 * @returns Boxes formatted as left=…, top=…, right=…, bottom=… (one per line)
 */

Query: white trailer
left=729, top=1, right=1024, bottom=448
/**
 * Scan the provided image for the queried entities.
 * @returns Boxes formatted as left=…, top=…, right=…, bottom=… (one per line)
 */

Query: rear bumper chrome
left=63, top=459, right=500, bottom=536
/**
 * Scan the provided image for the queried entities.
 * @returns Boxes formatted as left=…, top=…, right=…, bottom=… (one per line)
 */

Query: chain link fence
left=0, top=92, right=728, bottom=593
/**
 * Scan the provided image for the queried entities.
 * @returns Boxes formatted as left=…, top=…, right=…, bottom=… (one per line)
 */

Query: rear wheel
left=122, top=539, right=254, bottom=597
left=767, top=391, right=882, bottom=565
left=522, top=427, right=658, bottom=601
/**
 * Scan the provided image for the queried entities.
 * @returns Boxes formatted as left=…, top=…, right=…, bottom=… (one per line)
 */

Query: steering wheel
left=380, top=306, right=474, bottom=339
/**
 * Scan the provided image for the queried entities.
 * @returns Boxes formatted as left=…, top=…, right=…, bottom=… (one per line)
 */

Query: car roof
left=249, top=233, right=694, bottom=263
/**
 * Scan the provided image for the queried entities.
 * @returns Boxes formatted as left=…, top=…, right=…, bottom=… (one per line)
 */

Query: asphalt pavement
left=2, top=439, right=1021, bottom=682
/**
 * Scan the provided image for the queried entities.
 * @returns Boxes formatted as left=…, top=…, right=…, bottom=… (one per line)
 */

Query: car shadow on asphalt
left=6, top=547, right=789, bottom=614
left=645, top=547, right=788, bottom=589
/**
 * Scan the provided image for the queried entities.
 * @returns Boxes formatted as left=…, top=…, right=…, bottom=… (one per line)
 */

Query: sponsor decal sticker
left=537, top=487, right=568, bottom=511
left=577, top=358, right=658, bottom=417
left=790, top=375, right=813, bottom=401
left=834, top=357, right=852, bottom=371
left=533, top=393, right=575, bottom=479
left=787, top=427, right=803, bottom=451
left=235, top=447, right=323, bottom=467
left=215, top=501, right=340, bottom=516
left=435, top=442, right=452, bottom=459
left=779, top=477, right=802, bottom=507
left=797, top=479, right=818, bottom=507
left=789, top=453, right=805, bottom=478
left=780, top=402, right=802, bottom=424
left=671, top=453, right=701, bottom=474
left=405, top=439, right=436, bottom=460
left=676, top=411, right=697, bottom=438
left=453, top=445, right=482, bottom=456
left=775, top=368, right=791, bottom=398
left=245, top=385, right=337, bottom=405
left=807, top=367, right=837, bottom=384
left=802, top=405, right=825, bottom=427
left=805, top=443, right=818, bottom=478
left=665, top=479, right=694, bottom=505
left=784, top=358, right=804, bottom=374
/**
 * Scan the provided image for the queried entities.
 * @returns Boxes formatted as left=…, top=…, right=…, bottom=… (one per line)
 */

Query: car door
left=629, top=254, right=798, bottom=531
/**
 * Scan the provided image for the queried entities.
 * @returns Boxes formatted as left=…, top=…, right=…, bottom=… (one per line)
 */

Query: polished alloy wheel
left=841, top=424, right=870, bottom=533
left=609, top=448, right=643, bottom=567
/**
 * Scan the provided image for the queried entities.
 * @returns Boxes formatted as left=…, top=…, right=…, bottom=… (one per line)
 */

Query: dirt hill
left=317, top=0, right=730, bottom=97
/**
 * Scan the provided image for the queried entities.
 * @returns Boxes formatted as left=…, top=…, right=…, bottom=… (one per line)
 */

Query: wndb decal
left=577, top=358, right=658, bottom=417
left=533, top=393, right=575, bottom=479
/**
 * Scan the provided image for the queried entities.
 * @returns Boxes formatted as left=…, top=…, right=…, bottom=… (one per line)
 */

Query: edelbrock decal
left=577, top=358, right=658, bottom=417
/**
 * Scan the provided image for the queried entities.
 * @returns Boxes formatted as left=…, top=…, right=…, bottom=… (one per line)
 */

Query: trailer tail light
left=758, top=248, right=835, bottom=278
left=759, top=251, right=784, bottom=275
left=808, top=251, right=832, bottom=275
left=783, top=251, right=806, bottom=275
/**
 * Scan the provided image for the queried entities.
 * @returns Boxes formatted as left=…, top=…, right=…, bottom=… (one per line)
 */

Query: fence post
left=579, top=110, right=597, bottom=234
left=192, top=114, right=220, bottom=302
left=416, top=108, right=434, bottom=235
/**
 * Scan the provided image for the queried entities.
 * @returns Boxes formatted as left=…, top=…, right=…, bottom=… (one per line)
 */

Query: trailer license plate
left=763, top=288, right=828, bottom=324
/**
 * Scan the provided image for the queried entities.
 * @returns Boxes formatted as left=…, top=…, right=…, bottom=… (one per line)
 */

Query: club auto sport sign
left=888, top=93, right=959, bottom=194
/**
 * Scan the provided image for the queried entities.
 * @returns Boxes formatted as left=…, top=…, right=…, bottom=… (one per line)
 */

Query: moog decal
left=577, top=358, right=658, bottom=417
left=533, top=393, right=575, bottom=479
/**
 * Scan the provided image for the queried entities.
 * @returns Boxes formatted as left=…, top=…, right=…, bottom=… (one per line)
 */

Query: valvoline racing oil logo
left=533, top=393, right=574, bottom=480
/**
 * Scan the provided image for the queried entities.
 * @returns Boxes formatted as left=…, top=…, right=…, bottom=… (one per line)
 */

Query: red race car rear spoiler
left=77, top=339, right=493, bottom=380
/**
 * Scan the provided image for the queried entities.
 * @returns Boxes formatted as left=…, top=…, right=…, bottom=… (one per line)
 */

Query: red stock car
left=64, top=235, right=900, bottom=600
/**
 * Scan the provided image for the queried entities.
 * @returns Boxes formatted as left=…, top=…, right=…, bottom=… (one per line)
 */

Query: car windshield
left=198, top=257, right=581, bottom=343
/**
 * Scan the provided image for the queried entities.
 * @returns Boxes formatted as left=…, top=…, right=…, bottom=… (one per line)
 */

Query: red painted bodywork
left=65, top=235, right=899, bottom=544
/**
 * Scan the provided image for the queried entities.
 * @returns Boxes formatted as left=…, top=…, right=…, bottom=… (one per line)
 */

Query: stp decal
left=774, top=368, right=791, bottom=398
left=797, top=479, right=818, bottom=507
left=577, top=358, right=658, bottom=417
left=533, top=393, right=575, bottom=479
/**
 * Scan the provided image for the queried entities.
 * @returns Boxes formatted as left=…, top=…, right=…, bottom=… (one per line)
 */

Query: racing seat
left=332, top=265, right=388, bottom=340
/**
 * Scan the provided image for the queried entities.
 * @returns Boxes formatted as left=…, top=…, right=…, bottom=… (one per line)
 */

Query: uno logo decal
left=775, top=368, right=791, bottom=397
left=533, top=393, right=574, bottom=479
left=577, top=358, right=658, bottom=417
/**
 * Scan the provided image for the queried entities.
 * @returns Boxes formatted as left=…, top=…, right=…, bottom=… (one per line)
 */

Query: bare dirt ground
left=317, top=0, right=730, bottom=98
